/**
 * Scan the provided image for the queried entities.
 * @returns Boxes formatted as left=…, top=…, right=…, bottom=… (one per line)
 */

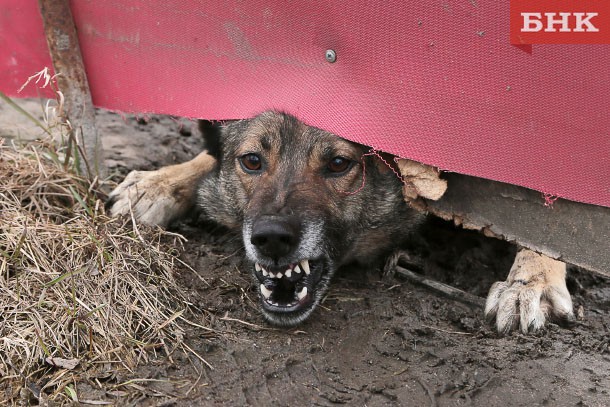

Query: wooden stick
left=394, top=266, right=486, bottom=309
left=38, top=0, right=106, bottom=179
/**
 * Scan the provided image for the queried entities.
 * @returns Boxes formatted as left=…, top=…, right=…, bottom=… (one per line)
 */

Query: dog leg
left=485, top=248, right=574, bottom=334
left=106, top=151, right=216, bottom=227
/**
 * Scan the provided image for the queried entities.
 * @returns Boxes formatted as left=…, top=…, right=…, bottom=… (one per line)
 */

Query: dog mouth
left=253, top=259, right=325, bottom=320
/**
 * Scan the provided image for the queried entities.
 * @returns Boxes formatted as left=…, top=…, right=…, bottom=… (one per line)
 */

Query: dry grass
left=0, top=138, right=193, bottom=404
left=0, top=80, right=199, bottom=404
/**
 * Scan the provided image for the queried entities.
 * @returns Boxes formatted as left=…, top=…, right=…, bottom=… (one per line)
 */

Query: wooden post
left=38, top=0, right=105, bottom=179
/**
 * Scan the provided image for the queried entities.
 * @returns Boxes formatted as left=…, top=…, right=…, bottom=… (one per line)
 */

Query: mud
left=4, top=103, right=610, bottom=405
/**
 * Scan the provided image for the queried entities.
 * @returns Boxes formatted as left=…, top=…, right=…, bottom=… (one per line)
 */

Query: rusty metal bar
left=38, top=0, right=105, bottom=179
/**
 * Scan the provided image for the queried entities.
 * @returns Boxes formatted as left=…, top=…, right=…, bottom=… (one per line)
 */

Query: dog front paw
left=485, top=249, right=574, bottom=335
left=106, top=152, right=216, bottom=227
left=106, top=169, right=189, bottom=227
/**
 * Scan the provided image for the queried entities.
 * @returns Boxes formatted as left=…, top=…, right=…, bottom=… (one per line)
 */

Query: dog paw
left=485, top=249, right=574, bottom=335
left=106, top=169, right=189, bottom=227
left=106, top=152, right=216, bottom=227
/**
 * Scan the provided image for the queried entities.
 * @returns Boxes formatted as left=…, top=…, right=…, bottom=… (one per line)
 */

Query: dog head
left=198, top=111, right=413, bottom=326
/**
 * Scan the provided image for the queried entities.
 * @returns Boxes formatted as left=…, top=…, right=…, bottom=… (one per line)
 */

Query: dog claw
left=485, top=249, right=572, bottom=334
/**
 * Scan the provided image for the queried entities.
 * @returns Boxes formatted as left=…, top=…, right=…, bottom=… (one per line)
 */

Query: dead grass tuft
left=0, top=137, right=192, bottom=403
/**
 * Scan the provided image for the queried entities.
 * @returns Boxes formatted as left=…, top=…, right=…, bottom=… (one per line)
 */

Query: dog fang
left=297, top=286, right=308, bottom=301
left=260, top=284, right=272, bottom=299
left=300, top=260, right=310, bottom=275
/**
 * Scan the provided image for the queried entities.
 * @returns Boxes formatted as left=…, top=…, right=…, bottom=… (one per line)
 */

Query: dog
left=107, top=111, right=575, bottom=331
left=108, top=111, right=420, bottom=326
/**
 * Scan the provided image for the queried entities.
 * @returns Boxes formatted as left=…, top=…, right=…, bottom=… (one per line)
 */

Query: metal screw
left=325, top=49, right=337, bottom=63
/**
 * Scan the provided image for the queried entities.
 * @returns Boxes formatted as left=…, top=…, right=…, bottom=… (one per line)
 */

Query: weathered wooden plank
left=38, top=0, right=105, bottom=178
left=424, top=174, right=610, bottom=277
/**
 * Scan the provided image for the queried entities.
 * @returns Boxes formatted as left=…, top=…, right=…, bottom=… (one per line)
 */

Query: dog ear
left=198, top=119, right=222, bottom=159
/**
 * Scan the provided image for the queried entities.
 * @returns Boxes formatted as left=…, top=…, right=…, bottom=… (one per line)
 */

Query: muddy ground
left=3, top=103, right=610, bottom=406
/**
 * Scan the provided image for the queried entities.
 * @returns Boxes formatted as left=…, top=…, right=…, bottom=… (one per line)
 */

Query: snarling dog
left=107, top=111, right=575, bottom=332
left=107, top=111, right=420, bottom=326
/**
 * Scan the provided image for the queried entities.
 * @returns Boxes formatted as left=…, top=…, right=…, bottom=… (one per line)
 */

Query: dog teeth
left=297, top=286, right=308, bottom=301
left=260, top=284, right=272, bottom=299
left=256, top=260, right=310, bottom=280
left=256, top=263, right=270, bottom=277
left=300, top=260, right=310, bottom=275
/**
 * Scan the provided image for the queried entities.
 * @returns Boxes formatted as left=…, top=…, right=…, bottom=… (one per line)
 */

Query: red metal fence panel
left=1, top=1, right=609, bottom=207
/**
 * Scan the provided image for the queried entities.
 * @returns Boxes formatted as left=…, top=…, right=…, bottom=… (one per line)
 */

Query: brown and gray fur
left=196, top=111, right=420, bottom=325
left=108, top=111, right=419, bottom=326
left=107, top=110, right=575, bottom=333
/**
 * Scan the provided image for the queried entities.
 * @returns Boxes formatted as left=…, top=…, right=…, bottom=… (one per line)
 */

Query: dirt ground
left=2, top=103, right=610, bottom=406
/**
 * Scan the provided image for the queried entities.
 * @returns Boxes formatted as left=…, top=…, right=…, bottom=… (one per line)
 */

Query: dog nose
left=250, top=218, right=299, bottom=259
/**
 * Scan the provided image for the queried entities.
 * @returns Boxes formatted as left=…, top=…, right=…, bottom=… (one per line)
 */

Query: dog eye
left=240, top=153, right=262, bottom=172
left=327, top=157, right=352, bottom=174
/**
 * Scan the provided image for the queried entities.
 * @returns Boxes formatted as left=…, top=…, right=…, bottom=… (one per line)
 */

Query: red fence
left=1, top=1, right=609, bottom=207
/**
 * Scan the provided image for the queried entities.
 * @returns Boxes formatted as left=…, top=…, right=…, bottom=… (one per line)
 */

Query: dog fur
left=107, top=111, right=574, bottom=331
left=108, top=111, right=420, bottom=326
